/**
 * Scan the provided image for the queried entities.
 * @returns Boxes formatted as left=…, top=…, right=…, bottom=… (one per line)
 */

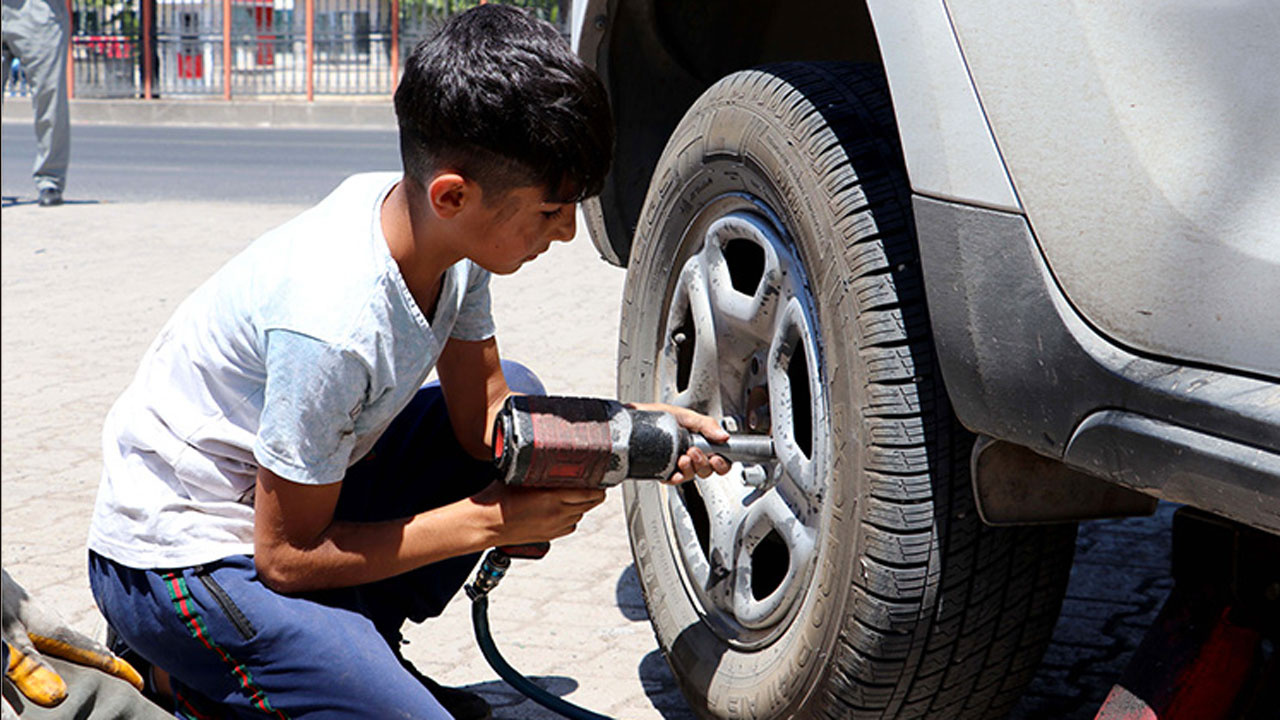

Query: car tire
left=617, top=62, right=1078, bottom=720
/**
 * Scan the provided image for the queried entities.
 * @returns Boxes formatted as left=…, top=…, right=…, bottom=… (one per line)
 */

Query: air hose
left=466, top=549, right=615, bottom=720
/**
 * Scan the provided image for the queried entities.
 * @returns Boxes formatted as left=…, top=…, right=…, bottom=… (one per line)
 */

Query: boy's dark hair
left=394, top=4, right=613, bottom=204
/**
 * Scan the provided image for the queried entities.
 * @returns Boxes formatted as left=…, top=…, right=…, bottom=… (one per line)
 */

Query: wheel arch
left=573, top=0, right=1022, bottom=267
left=575, top=0, right=881, bottom=266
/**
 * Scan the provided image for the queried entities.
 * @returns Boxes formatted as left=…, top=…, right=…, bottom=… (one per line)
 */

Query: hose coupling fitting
left=465, top=549, right=512, bottom=601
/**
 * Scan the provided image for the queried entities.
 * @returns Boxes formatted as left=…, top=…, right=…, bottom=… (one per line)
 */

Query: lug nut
left=742, top=465, right=768, bottom=487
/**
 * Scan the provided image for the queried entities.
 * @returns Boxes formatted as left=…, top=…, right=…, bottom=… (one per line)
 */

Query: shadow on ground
left=1008, top=503, right=1177, bottom=719
left=617, top=564, right=697, bottom=718
left=2, top=195, right=101, bottom=208
left=461, top=677, right=579, bottom=719
left=639, top=650, right=697, bottom=720
left=610, top=506, right=1179, bottom=720
left=615, top=563, right=648, bottom=622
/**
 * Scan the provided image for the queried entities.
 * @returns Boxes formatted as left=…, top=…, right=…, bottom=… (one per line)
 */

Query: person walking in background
left=2, top=0, right=71, bottom=207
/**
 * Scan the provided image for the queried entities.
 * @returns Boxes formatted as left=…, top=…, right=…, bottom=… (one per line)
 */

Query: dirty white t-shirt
left=88, top=173, right=496, bottom=569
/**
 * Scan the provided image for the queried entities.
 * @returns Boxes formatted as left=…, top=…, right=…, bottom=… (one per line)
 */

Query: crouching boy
left=86, top=6, right=729, bottom=719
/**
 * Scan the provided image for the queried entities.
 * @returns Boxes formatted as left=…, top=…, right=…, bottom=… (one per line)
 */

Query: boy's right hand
left=471, top=481, right=607, bottom=547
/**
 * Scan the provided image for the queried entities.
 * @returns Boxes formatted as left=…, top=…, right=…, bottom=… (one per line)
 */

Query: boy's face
left=462, top=185, right=577, bottom=275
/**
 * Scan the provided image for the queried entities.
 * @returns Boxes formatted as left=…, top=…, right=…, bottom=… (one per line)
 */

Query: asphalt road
left=2, top=122, right=401, bottom=204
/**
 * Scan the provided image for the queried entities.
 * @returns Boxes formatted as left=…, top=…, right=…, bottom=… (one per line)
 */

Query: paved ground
left=1010, top=506, right=1176, bottom=719
left=1, top=193, right=1178, bottom=719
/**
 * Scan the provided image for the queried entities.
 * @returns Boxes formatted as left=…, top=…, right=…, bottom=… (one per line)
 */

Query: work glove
left=2, top=569, right=144, bottom=717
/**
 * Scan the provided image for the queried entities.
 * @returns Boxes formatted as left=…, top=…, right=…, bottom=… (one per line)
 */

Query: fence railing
left=4, top=0, right=567, bottom=100
left=70, top=0, right=142, bottom=98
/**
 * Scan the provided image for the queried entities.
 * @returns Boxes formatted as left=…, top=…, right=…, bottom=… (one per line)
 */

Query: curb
left=2, top=97, right=397, bottom=130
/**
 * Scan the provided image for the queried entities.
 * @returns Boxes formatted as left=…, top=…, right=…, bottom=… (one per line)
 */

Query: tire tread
left=752, top=63, right=1077, bottom=720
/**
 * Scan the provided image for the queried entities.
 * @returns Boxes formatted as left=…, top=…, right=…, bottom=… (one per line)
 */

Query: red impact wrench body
left=467, top=395, right=775, bottom=595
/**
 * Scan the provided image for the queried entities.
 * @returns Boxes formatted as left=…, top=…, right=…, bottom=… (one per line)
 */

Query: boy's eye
left=541, top=208, right=564, bottom=219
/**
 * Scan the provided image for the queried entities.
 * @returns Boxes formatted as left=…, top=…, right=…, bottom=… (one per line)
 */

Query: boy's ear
left=427, top=173, right=471, bottom=219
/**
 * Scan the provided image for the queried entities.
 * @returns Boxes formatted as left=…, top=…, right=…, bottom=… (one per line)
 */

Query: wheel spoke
left=663, top=465, right=751, bottom=598
left=699, top=475, right=752, bottom=606
left=730, top=491, right=817, bottom=628
left=767, top=297, right=825, bottom=499
left=702, top=212, right=786, bottom=341
left=665, top=484, right=712, bottom=589
left=659, top=257, right=723, bottom=415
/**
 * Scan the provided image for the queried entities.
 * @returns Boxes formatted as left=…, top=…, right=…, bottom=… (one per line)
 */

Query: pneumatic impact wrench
left=465, top=395, right=775, bottom=719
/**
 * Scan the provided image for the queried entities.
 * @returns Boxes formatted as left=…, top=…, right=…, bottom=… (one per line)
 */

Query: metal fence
left=36, top=0, right=568, bottom=100
left=71, top=0, right=142, bottom=98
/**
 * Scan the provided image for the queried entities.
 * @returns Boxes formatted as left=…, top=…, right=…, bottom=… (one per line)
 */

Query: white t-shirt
left=88, top=173, right=496, bottom=569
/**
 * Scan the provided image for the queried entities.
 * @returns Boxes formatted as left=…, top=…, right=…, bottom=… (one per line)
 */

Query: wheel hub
left=655, top=197, right=831, bottom=648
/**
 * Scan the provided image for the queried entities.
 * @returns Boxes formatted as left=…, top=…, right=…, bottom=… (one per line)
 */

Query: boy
left=85, top=6, right=730, bottom=719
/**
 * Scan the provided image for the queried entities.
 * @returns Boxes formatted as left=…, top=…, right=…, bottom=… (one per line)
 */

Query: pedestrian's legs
left=3, top=0, right=70, bottom=193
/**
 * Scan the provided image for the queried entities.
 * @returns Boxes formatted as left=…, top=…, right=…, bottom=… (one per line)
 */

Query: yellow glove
left=2, top=569, right=143, bottom=709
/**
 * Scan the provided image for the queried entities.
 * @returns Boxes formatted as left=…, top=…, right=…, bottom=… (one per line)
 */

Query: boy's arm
left=434, top=336, right=512, bottom=460
left=253, top=466, right=490, bottom=593
left=253, top=465, right=605, bottom=593
left=250, top=329, right=606, bottom=593
left=252, top=338, right=730, bottom=591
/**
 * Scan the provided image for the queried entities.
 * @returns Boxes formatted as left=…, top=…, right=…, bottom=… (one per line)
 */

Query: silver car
left=572, top=1, right=1280, bottom=718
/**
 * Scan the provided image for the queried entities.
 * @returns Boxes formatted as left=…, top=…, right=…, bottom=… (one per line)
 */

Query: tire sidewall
left=619, top=74, right=869, bottom=719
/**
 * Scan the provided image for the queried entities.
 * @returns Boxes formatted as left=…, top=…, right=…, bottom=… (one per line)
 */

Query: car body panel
left=864, top=0, right=1020, bottom=213
left=946, top=0, right=1280, bottom=379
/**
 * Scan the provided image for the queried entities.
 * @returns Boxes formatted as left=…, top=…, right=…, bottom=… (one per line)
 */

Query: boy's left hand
left=630, top=403, right=733, bottom=484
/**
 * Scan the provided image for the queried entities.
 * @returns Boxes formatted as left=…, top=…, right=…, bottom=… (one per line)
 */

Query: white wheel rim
left=656, top=201, right=830, bottom=644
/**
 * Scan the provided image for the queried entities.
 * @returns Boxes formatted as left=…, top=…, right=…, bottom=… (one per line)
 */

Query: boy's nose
left=552, top=205, right=577, bottom=243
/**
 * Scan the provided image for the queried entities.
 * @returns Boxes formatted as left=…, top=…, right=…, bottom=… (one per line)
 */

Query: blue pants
left=89, top=363, right=544, bottom=719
